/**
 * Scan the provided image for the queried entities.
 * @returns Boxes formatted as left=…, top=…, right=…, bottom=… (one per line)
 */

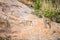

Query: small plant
left=44, top=9, right=60, bottom=23
left=56, top=11, right=60, bottom=23
left=32, top=0, right=42, bottom=18
left=44, top=10, right=57, bottom=20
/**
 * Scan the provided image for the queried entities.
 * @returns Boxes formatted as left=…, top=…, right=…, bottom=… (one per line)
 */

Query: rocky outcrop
left=0, top=0, right=60, bottom=40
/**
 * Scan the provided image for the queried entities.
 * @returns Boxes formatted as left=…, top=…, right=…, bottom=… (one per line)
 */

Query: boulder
left=0, top=0, right=60, bottom=40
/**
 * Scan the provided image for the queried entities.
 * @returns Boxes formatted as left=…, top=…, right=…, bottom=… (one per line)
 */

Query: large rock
left=0, top=0, right=60, bottom=40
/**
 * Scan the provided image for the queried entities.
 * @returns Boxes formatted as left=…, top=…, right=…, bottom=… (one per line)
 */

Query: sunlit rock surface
left=0, top=0, right=60, bottom=40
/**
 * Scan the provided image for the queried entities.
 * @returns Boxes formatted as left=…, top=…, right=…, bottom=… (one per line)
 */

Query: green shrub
left=44, top=9, right=60, bottom=23
left=33, top=0, right=42, bottom=10
left=56, top=15, right=60, bottom=23
left=32, top=0, right=42, bottom=18
left=44, top=10, right=53, bottom=19
left=32, top=0, right=60, bottom=23
left=45, top=10, right=55, bottom=19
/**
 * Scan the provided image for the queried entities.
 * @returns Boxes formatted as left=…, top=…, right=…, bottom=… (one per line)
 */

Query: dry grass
left=18, top=0, right=32, bottom=6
